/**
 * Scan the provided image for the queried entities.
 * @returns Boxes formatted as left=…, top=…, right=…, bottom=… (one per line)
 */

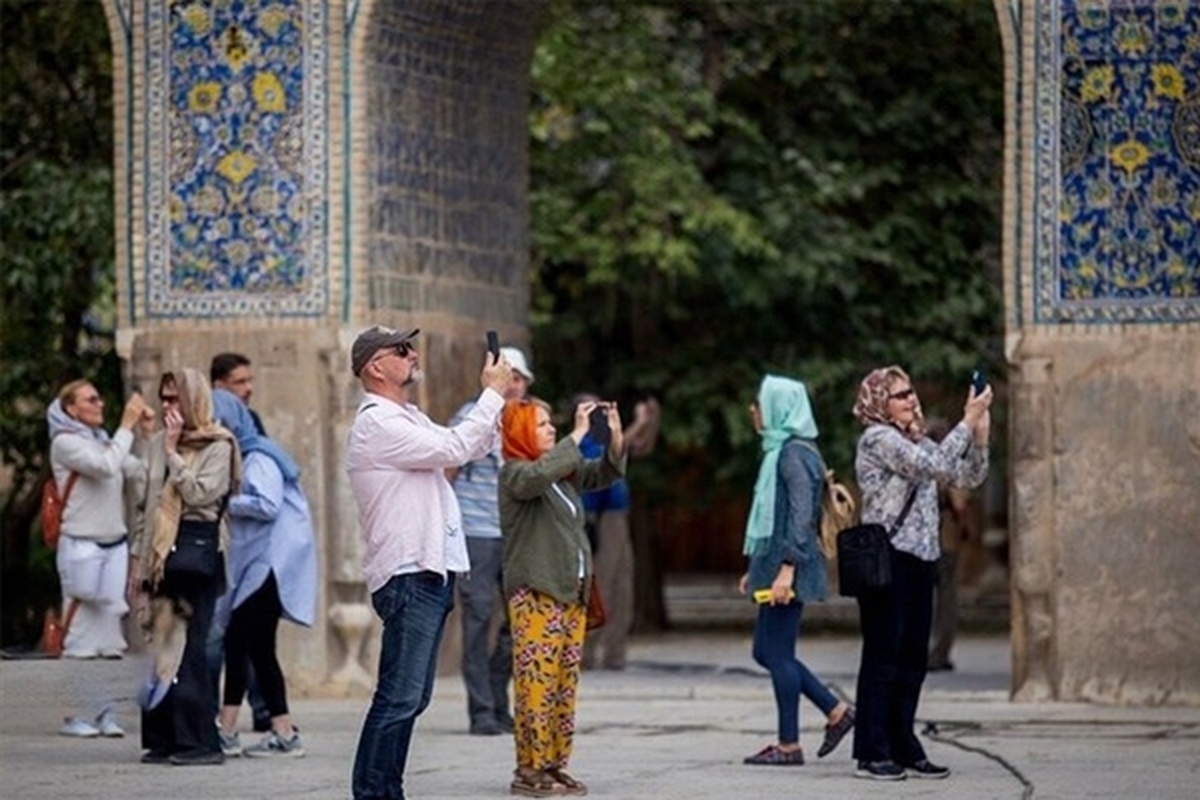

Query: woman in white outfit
left=47, top=379, right=148, bottom=737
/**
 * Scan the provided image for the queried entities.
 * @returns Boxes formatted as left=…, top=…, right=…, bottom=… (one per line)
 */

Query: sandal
left=545, top=767, right=588, bottom=796
left=510, top=768, right=566, bottom=797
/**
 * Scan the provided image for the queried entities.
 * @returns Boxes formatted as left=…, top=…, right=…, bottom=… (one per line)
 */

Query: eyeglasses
left=367, top=343, right=412, bottom=367
left=78, top=395, right=103, bottom=405
left=159, top=394, right=181, bottom=404
left=888, top=388, right=916, bottom=401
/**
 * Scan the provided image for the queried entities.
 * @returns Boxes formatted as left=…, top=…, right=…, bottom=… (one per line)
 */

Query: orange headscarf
left=501, top=399, right=544, bottom=462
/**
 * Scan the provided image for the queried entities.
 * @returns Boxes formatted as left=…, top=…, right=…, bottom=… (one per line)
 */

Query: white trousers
left=56, top=536, right=129, bottom=658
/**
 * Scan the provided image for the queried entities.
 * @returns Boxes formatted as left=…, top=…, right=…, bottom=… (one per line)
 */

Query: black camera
left=588, top=404, right=611, bottom=446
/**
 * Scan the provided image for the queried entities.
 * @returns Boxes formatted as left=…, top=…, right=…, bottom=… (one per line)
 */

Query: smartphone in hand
left=486, top=331, right=500, bottom=363
left=588, top=404, right=611, bottom=446
left=971, top=369, right=987, bottom=395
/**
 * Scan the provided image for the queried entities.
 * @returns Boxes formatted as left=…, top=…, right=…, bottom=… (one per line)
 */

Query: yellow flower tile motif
left=152, top=0, right=327, bottom=315
left=180, top=3, right=211, bottom=36
left=252, top=71, right=287, bottom=113
left=1150, top=64, right=1185, bottom=101
left=1080, top=66, right=1113, bottom=103
left=216, top=151, right=258, bottom=185
left=259, top=5, right=291, bottom=38
left=1111, top=140, right=1151, bottom=175
left=188, top=81, right=222, bottom=114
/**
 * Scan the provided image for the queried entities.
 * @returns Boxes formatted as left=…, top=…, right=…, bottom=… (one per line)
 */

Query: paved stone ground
left=2, top=633, right=1198, bottom=799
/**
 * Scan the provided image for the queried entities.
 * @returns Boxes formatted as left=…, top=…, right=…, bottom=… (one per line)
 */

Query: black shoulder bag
left=836, top=484, right=919, bottom=597
left=164, top=492, right=230, bottom=583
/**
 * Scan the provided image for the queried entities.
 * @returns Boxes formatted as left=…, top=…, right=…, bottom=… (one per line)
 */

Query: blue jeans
left=352, top=572, right=456, bottom=800
left=752, top=601, right=839, bottom=745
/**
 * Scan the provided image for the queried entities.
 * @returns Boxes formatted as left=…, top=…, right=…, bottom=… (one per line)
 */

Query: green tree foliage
left=530, top=0, right=1003, bottom=497
left=0, top=0, right=117, bottom=645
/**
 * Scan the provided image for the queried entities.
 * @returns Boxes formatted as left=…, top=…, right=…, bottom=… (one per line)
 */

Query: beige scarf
left=148, top=368, right=241, bottom=588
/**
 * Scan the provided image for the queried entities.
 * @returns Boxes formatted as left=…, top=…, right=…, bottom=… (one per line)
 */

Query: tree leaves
left=528, top=0, right=1004, bottom=498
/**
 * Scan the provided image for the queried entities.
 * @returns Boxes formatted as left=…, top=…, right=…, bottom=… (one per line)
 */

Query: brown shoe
left=510, top=768, right=566, bottom=797
left=545, top=767, right=588, bottom=796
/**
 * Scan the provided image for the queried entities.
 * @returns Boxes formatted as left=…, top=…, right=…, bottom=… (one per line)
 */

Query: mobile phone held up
left=486, top=330, right=500, bottom=363
left=588, top=404, right=611, bottom=447
left=971, top=369, right=987, bottom=395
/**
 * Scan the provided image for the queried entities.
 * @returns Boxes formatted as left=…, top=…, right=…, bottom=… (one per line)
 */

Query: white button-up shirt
left=346, top=388, right=504, bottom=593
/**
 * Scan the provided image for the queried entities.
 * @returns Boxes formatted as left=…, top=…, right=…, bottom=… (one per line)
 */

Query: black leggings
left=222, top=572, right=289, bottom=717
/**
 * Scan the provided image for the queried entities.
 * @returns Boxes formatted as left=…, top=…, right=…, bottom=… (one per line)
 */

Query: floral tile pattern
left=144, top=0, right=327, bottom=318
left=1036, top=0, right=1200, bottom=323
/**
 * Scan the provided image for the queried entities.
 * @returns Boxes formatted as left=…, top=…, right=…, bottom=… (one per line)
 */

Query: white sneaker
left=243, top=729, right=305, bottom=758
left=218, top=727, right=243, bottom=757
left=59, top=716, right=100, bottom=738
left=95, top=709, right=125, bottom=737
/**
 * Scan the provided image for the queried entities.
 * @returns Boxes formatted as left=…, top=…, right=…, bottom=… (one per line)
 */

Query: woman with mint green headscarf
left=738, top=375, right=855, bottom=766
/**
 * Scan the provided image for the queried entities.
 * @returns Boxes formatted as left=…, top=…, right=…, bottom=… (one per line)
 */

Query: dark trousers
left=459, top=537, right=512, bottom=727
left=223, top=572, right=288, bottom=716
left=207, top=614, right=271, bottom=730
left=142, top=571, right=222, bottom=757
left=929, top=550, right=959, bottom=667
left=852, top=548, right=936, bottom=765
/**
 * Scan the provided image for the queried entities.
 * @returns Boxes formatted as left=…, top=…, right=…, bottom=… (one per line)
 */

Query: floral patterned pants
left=508, top=586, right=586, bottom=772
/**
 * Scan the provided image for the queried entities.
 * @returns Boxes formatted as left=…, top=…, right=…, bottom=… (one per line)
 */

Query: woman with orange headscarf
left=499, top=397, right=624, bottom=797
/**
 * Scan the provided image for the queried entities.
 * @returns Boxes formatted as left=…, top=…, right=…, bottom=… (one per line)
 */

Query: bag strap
left=888, top=484, right=920, bottom=536
left=792, top=439, right=832, bottom=487
left=61, top=471, right=80, bottom=504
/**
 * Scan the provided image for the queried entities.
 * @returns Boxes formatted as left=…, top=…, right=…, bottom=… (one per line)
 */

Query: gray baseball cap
left=351, top=325, right=419, bottom=377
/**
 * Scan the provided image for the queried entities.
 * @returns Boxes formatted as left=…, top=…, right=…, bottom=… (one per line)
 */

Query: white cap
left=500, top=346, right=534, bottom=383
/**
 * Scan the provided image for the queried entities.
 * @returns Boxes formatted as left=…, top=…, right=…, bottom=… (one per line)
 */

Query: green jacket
left=500, top=437, right=625, bottom=604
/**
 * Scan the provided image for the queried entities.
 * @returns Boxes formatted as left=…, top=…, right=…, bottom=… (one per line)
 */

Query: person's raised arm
left=622, top=398, right=660, bottom=458
left=502, top=439, right=583, bottom=500
left=228, top=454, right=285, bottom=522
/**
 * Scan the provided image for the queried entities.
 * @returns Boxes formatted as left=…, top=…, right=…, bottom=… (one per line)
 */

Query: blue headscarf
left=743, top=375, right=819, bottom=557
left=211, top=389, right=300, bottom=483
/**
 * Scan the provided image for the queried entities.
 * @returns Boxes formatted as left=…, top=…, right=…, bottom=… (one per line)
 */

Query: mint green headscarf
left=743, top=375, right=819, bottom=557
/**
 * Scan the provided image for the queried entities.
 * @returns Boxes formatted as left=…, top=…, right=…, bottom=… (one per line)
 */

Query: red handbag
left=585, top=576, right=607, bottom=631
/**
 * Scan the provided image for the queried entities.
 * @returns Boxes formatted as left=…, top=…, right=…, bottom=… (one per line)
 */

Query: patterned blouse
left=854, top=422, right=988, bottom=562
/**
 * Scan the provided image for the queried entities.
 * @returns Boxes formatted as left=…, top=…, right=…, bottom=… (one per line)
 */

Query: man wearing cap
left=345, top=325, right=512, bottom=800
left=446, top=346, right=533, bottom=736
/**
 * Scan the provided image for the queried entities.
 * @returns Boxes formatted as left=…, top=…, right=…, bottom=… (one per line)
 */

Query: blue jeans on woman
left=352, top=572, right=456, bottom=800
left=752, top=601, right=839, bottom=744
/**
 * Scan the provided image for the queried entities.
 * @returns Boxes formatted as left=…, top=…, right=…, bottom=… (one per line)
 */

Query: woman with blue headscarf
left=738, top=375, right=854, bottom=766
left=212, top=389, right=317, bottom=758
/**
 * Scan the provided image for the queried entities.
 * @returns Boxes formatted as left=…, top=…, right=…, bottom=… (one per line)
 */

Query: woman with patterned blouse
left=849, top=366, right=991, bottom=782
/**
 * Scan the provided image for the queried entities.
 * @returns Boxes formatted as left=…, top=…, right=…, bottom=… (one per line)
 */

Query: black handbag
left=163, top=519, right=221, bottom=580
left=837, top=485, right=918, bottom=597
